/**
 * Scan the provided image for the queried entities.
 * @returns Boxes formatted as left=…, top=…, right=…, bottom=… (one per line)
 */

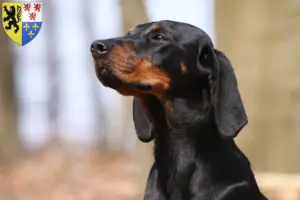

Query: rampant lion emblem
left=3, top=5, right=21, bottom=33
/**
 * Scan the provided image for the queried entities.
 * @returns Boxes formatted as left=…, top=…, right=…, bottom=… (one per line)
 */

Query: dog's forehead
left=128, top=21, right=185, bottom=35
left=127, top=22, right=156, bottom=36
left=127, top=21, right=212, bottom=45
left=134, top=21, right=197, bottom=33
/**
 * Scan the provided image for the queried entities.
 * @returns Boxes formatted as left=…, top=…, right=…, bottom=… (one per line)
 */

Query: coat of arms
left=2, top=2, right=42, bottom=46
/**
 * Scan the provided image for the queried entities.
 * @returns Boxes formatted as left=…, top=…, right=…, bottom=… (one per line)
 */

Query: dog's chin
left=94, top=60, right=153, bottom=95
left=94, top=62, right=122, bottom=89
left=98, top=71, right=122, bottom=89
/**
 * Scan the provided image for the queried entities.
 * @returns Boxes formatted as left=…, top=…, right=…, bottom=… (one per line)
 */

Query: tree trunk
left=216, top=0, right=300, bottom=173
left=44, top=1, right=59, bottom=141
left=0, top=4, right=22, bottom=163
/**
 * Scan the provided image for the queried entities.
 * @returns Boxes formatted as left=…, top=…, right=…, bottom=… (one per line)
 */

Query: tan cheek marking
left=115, top=58, right=170, bottom=100
left=107, top=44, right=170, bottom=99
left=135, top=59, right=171, bottom=100
left=135, top=59, right=170, bottom=91
left=108, top=42, right=136, bottom=76
left=181, top=62, right=187, bottom=74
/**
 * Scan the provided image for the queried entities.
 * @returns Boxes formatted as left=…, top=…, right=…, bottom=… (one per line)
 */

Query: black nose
left=90, top=41, right=108, bottom=55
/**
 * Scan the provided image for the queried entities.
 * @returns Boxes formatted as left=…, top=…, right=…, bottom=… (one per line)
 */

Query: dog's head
left=91, top=20, right=247, bottom=142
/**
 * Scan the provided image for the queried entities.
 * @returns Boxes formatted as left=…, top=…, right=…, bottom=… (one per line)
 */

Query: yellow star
left=23, top=23, right=30, bottom=31
left=32, top=23, right=39, bottom=31
left=28, top=30, right=35, bottom=38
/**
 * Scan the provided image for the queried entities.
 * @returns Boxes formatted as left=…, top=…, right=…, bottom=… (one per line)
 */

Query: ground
left=0, top=146, right=299, bottom=200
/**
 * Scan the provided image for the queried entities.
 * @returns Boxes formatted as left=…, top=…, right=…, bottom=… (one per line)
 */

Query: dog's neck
left=153, top=94, right=224, bottom=197
left=154, top=94, right=223, bottom=159
left=157, top=92, right=218, bottom=140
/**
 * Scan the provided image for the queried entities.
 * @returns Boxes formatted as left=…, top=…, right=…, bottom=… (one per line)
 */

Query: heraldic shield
left=2, top=2, right=42, bottom=46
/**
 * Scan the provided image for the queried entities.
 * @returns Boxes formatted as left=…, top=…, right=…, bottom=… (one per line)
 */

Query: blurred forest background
left=0, top=0, right=300, bottom=199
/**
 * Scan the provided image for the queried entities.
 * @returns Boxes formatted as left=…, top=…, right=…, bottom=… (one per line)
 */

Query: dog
left=90, top=20, right=268, bottom=200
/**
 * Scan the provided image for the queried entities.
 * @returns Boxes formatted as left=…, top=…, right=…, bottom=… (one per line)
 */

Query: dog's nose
left=91, top=41, right=108, bottom=55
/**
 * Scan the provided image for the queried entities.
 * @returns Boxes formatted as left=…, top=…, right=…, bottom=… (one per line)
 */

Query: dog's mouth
left=93, top=58, right=152, bottom=94
left=93, top=59, right=122, bottom=89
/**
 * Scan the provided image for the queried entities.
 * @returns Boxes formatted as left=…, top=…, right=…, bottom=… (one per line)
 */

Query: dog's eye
left=152, top=34, right=165, bottom=41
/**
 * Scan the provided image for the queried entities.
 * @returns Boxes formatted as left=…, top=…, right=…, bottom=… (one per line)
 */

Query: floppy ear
left=133, top=95, right=164, bottom=142
left=199, top=45, right=248, bottom=138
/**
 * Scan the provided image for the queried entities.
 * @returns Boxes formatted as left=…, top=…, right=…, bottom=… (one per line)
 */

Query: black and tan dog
left=90, top=20, right=267, bottom=200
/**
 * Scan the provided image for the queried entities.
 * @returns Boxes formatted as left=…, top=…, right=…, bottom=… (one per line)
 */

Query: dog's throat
left=154, top=138, right=196, bottom=198
left=161, top=97, right=212, bottom=132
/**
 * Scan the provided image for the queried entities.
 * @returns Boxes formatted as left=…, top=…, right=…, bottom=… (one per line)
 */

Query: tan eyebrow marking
left=128, top=27, right=135, bottom=32
left=152, top=24, right=160, bottom=31
left=181, top=62, right=187, bottom=74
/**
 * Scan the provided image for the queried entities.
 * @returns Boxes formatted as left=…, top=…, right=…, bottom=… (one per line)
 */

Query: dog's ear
left=198, top=44, right=248, bottom=138
left=133, top=95, right=164, bottom=142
